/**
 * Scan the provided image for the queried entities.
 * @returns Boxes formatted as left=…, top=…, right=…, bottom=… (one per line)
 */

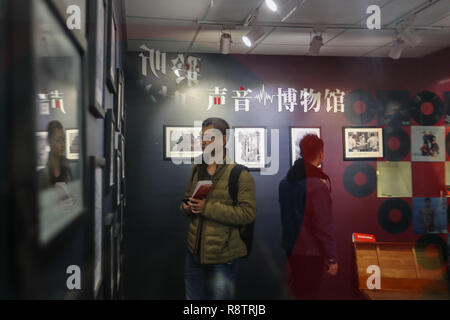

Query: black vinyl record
left=378, top=198, right=412, bottom=234
left=344, top=90, right=377, bottom=125
left=410, top=91, right=445, bottom=126
left=414, top=234, right=447, bottom=270
left=383, top=126, right=410, bottom=161
left=343, top=162, right=376, bottom=198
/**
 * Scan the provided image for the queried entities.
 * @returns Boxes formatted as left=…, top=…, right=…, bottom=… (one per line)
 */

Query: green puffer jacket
left=181, top=163, right=256, bottom=264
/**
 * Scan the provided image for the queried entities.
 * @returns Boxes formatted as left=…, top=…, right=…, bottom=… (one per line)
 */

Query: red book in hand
left=192, top=180, right=213, bottom=199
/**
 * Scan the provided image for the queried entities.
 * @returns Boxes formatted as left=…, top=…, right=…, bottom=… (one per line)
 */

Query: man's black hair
left=47, top=120, right=64, bottom=142
left=300, top=134, right=324, bottom=162
left=202, top=118, right=230, bottom=135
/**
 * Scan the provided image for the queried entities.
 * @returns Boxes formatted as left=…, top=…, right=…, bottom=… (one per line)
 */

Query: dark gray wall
left=124, top=52, right=292, bottom=299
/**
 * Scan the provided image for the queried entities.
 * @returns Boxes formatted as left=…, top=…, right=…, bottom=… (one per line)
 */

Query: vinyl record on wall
left=414, top=234, right=448, bottom=270
left=343, top=162, right=377, bottom=197
left=410, top=91, right=445, bottom=126
left=383, top=126, right=410, bottom=161
left=376, top=90, right=411, bottom=126
left=378, top=198, right=412, bottom=234
left=344, top=90, right=377, bottom=125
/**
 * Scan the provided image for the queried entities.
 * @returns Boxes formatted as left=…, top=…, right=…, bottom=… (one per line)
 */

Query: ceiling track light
left=242, top=26, right=265, bottom=48
left=265, top=0, right=278, bottom=12
left=308, top=28, right=325, bottom=56
left=389, top=39, right=405, bottom=59
left=308, top=34, right=323, bottom=56
left=389, top=32, right=405, bottom=59
left=220, top=32, right=232, bottom=54
left=396, top=14, right=422, bottom=47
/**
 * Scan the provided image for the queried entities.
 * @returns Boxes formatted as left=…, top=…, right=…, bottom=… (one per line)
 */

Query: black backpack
left=191, top=164, right=255, bottom=258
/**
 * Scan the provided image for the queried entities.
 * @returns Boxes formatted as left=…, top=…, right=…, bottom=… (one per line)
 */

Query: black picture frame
left=342, top=127, right=384, bottom=161
left=114, top=149, right=121, bottom=208
left=104, top=109, right=115, bottom=191
left=102, top=211, right=115, bottom=299
left=88, top=156, right=105, bottom=299
left=88, top=0, right=106, bottom=119
left=289, top=127, right=321, bottom=166
left=106, top=0, right=117, bottom=93
left=163, top=125, right=203, bottom=161
left=233, top=126, right=267, bottom=171
left=115, top=69, right=123, bottom=132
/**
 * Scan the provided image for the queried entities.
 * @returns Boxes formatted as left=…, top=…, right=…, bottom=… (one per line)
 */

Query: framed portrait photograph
left=121, top=134, right=125, bottom=179
left=89, top=156, right=105, bottom=298
left=88, top=0, right=106, bottom=118
left=106, top=0, right=117, bottom=93
left=104, top=109, right=115, bottom=191
left=234, top=127, right=266, bottom=170
left=66, top=129, right=80, bottom=160
left=163, top=126, right=202, bottom=161
left=411, top=126, right=445, bottom=162
left=115, top=150, right=121, bottom=208
left=289, top=127, right=321, bottom=165
left=343, top=127, right=384, bottom=160
left=36, top=132, right=50, bottom=170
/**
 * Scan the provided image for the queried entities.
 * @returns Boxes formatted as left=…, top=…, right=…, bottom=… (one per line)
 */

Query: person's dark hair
left=202, top=118, right=230, bottom=135
left=425, top=198, right=431, bottom=202
left=47, top=120, right=64, bottom=142
left=300, top=134, right=324, bottom=162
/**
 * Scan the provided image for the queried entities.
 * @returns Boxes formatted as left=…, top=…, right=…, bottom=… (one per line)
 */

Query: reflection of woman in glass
left=38, top=121, right=73, bottom=190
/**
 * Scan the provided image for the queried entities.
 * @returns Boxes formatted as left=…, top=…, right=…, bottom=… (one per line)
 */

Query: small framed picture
left=89, top=156, right=105, bottom=298
left=121, top=134, right=125, bottom=179
left=115, top=69, right=123, bottom=132
left=106, top=0, right=117, bottom=93
left=104, top=109, right=115, bottom=191
left=66, top=129, right=80, bottom=160
left=343, top=127, right=384, bottom=160
left=163, top=126, right=202, bottom=161
left=234, top=127, right=266, bottom=170
left=88, top=0, right=106, bottom=119
left=289, top=127, right=321, bottom=165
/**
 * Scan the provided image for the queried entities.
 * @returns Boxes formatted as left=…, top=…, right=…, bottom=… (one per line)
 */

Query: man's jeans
left=185, top=251, right=239, bottom=300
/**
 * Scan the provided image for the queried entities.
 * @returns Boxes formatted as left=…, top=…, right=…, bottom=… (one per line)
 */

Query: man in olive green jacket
left=180, top=118, right=256, bottom=300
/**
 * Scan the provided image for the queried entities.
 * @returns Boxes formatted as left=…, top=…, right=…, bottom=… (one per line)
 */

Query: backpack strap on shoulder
left=228, top=164, right=249, bottom=206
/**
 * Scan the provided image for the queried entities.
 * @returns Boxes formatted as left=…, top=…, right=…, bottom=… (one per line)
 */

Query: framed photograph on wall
left=106, top=0, right=117, bottom=93
left=121, top=134, right=125, bottom=179
left=104, top=109, right=115, bottom=191
left=343, top=127, right=384, bottom=160
left=66, top=129, right=80, bottom=160
left=89, top=156, right=105, bottom=298
left=163, top=126, right=202, bottom=161
left=115, top=149, right=121, bottom=208
left=88, top=0, right=106, bottom=118
left=115, top=69, right=123, bottom=132
left=234, top=127, right=266, bottom=170
left=289, top=127, right=321, bottom=165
